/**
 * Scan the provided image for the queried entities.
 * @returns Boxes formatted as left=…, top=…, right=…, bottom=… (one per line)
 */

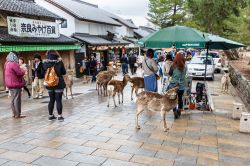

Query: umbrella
left=137, top=25, right=206, bottom=49
left=206, top=33, right=246, bottom=49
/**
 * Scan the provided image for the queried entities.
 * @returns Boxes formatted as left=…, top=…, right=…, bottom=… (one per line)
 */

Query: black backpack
left=196, top=82, right=205, bottom=102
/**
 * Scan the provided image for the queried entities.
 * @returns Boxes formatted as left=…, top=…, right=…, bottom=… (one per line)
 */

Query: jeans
left=9, top=89, right=22, bottom=117
left=173, top=90, right=184, bottom=113
left=48, top=90, right=63, bottom=115
left=121, top=63, right=128, bottom=74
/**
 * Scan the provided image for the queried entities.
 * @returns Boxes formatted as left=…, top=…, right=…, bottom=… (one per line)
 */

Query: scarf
left=6, top=52, right=18, bottom=63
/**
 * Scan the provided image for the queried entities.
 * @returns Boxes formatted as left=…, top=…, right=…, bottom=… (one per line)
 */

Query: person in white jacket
left=162, top=52, right=173, bottom=93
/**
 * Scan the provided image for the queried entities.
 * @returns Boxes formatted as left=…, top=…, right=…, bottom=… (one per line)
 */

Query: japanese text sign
left=7, top=16, right=59, bottom=38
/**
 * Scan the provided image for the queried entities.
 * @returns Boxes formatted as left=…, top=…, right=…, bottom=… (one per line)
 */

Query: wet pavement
left=0, top=74, right=249, bottom=166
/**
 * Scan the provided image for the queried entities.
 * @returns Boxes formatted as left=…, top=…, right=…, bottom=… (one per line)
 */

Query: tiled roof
left=45, top=0, right=122, bottom=26
left=0, top=28, right=78, bottom=44
left=134, top=29, right=151, bottom=38
left=0, top=0, right=61, bottom=19
left=73, top=33, right=129, bottom=46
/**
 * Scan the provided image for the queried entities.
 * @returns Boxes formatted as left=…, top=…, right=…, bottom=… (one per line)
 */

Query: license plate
left=196, top=73, right=202, bottom=76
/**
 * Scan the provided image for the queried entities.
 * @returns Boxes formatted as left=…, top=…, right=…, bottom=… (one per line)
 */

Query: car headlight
left=188, top=68, right=193, bottom=71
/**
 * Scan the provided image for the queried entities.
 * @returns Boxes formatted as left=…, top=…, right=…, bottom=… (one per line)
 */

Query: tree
left=186, top=0, right=248, bottom=34
left=147, top=0, right=187, bottom=28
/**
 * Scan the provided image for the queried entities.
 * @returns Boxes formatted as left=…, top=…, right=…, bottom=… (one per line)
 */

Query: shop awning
left=0, top=44, right=81, bottom=52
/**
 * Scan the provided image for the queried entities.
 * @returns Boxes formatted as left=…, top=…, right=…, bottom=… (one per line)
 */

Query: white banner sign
left=7, top=16, right=60, bottom=38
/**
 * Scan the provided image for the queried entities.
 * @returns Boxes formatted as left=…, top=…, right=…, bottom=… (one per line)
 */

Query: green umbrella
left=206, top=33, right=246, bottom=50
left=137, top=25, right=206, bottom=48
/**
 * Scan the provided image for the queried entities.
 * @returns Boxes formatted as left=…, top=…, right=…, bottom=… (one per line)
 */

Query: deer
left=127, top=76, right=144, bottom=101
left=107, top=74, right=130, bottom=108
left=63, top=69, right=74, bottom=99
left=96, top=70, right=117, bottom=96
left=136, top=86, right=179, bottom=132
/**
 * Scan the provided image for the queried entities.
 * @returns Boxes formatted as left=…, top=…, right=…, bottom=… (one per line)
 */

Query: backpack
left=44, top=65, right=59, bottom=87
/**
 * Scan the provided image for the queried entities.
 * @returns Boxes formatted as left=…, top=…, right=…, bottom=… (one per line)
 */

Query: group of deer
left=96, top=70, right=144, bottom=107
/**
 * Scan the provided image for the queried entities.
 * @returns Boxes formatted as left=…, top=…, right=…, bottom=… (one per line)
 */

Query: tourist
left=19, top=57, right=31, bottom=98
left=120, top=53, right=128, bottom=75
left=162, top=52, right=173, bottom=90
left=4, top=52, right=26, bottom=118
left=169, top=52, right=187, bottom=119
left=128, top=53, right=137, bottom=75
left=142, top=49, right=158, bottom=92
left=43, top=50, right=66, bottom=122
left=89, top=54, right=97, bottom=82
left=32, top=53, right=45, bottom=99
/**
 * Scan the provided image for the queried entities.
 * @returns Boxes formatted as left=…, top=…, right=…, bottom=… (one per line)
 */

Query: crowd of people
left=4, top=51, right=66, bottom=121
left=4, top=48, right=189, bottom=121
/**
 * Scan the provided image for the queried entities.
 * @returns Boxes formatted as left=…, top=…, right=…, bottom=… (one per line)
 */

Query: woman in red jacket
left=4, top=52, right=25, bottom=118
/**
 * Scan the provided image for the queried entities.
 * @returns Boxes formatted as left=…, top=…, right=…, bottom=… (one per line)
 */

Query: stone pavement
left=206, top=73, right=247, bottom=115
left=0, top=75, right=249, bottom=166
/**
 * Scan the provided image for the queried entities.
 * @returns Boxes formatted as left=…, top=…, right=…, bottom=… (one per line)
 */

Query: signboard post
left=7, top=16, right=60, bottom=38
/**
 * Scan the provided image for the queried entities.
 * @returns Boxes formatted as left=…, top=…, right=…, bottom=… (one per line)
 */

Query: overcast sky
left=83, top=0, right=150, bottom=26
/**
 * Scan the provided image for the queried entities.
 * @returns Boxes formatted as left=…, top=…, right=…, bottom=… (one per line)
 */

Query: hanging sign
left=7, top=16, right=60, bottom=38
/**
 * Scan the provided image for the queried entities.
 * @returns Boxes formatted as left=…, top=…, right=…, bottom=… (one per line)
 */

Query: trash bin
left=232, top=102, right=243, bottom=119
left=239, top=112, right=250, bottom=133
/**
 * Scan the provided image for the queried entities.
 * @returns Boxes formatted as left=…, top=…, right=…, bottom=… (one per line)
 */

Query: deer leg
left=97, top=84, right=99, bottom=95
left=65, top=88, right=68, bottom=99
left=131, top=87, right=134, bottom=101
left=70, top=86, right=73, bottom=99
left=135, top=88, right=139, bottom=96
left=107, top=92, right=111, bottom=107
left=113, top=92, right=117, bottom=107
left=136, top=105, right=144, bottom=129
left=118, top=93, right=121, bottom=104
left=162, top=110, right=169, bottom=132
left=122, top=92, right=124, bottom=103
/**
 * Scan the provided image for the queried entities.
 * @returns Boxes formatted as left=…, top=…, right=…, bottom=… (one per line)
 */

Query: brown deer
left=63, top=69, right=74, bottom=99
left=128, top=76, right=144, bottom=101
left=136, top=86, right=179, bottom=132
left=107, top=75, right=130, bottom=108
left=96, top=70, right=117, bottom=96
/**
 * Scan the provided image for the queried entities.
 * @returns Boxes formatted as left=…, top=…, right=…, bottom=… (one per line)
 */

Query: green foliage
left=147, top=0, right=250, bottom=45
left=147, top=0, right=187, bottom=28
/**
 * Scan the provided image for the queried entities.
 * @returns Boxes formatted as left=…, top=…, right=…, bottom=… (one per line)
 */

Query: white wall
left=36, top=0, right=76, bottom=37
left=115, top=26, right=134, bottom=38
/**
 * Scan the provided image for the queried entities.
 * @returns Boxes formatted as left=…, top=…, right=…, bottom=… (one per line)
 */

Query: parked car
left=201, top=51, right=221, bottom=73
left=187, top=56, right=215, bottom=80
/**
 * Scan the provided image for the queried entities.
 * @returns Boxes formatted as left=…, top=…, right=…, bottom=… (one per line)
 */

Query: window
left=61, top=20, right=67, bottom=28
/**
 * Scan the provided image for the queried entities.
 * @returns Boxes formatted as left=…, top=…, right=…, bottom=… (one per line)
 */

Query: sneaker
left=57, top=116, right=64, bottom=122
left=48, top=115, right=57, bottom=121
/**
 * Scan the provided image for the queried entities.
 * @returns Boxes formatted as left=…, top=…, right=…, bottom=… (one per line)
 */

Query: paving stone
left=93, top=149, right=133, bottom=161
left=199, top=145, right=218, bottom=153
left=99, top=132, right=130, bottom=140
left=0, top=142, right=36, bottom=153
left=180, top=143, right=199, bottom=151
left=155, top=150, right=177, bottom=161
left=118, top=145, right=156, bottom=157
left=57, top=144, right=96, bottom=155
left=102, top=159, right=146, bottom=166
left=219, top=154, right=248, bottom=165
left=33, top=156, right=78, bottom=166
left=2, top=161, right=36, bottom=166
left=84, top=141, right=120, bottom=151
left=131, top=155, right=173, bottom=166
left=76, top=134, right=110, bottom=142
left=64, top=152, right=106, bottom=165
left=10, top=137, right=34, bottom=144
left=0, top=158, right=8, bottom=165
left=23, top=133, right=57, bottom=140
left=29, top=147, right=69, bottom=158
left=0, top=151, right=40, bottom=163
left=197, top=157, right=219, bottom=166
left=107, top=138, right=142, bottom=148
left=174, top=155, right=197, bottom=166
left=51, top=137, right=87, bottom=145
left=26, top=139, right=63, bottom=149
